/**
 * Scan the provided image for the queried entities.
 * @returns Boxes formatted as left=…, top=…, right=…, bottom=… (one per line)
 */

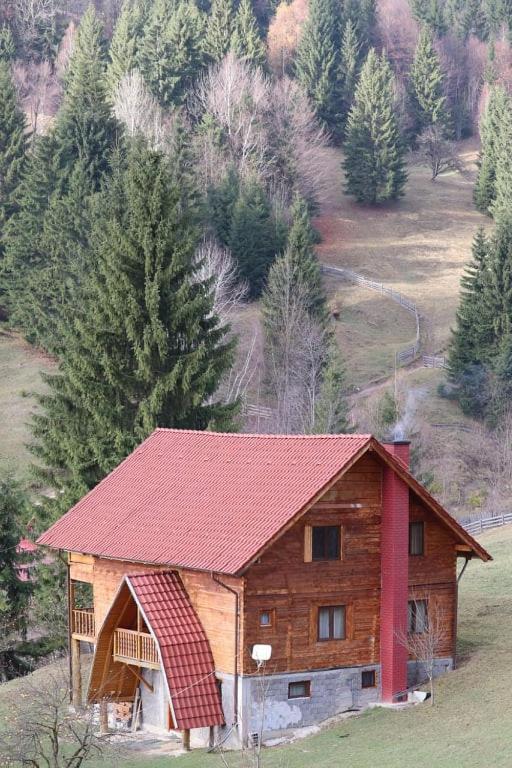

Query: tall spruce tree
left=339, top=20, right=360, bottom=130
left=32, top=140, right=236, bottom=500
left=487, top=219, right=512, bottom=342
left=203, top=0, right=235, bottom=63
left=55, top=5, right=117, bottom=186
left=475, top=86, right=510, bottom=215
left=231, top=0, right=266, bottom=68
left=0, top=61, right=27, bottom=258
left=410, top=0, right=447, bottom=35
left=490, top=94, right=512, bottom=225
left=294, top=0, right=343, bottom=139
left=106, top=0, right=146, bottom=96
left=138, top=0, right=204, bottom=107
left=229, top=181, right=282, bottom=297
left=313, top=343, right=349, bottom=433
left=343, top=49, right=407, bottom=203
left=286, top=194, right=329, bottom=323
left=409, top=27, right=449, bottom=137
left=1, top=134, right=61, bottom=344
left=0, top=25, right=15, bottom=63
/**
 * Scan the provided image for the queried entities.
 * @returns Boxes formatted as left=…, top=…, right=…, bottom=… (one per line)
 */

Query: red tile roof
left=38, top=429, right=371, bottom=574
left=127, top=571, right=224, bottom=730
left=38, top=429, right=490, bottom=571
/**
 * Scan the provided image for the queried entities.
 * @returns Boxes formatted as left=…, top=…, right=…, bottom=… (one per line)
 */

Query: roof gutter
left=212, top=575, right=239, bottom=727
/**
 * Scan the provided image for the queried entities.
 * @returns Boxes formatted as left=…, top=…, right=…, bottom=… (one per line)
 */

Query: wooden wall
left=242, top=453, right=383, bottom=675
left=70, top=555, right=242, bottom=674
left=242, top=453, right=459, bottom=675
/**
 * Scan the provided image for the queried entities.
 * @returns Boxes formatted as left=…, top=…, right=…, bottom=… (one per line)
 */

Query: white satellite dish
left=251, top=644, right=272, bottom=664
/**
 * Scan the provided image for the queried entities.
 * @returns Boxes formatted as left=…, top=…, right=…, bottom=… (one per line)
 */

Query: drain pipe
left=454, top=554, right=472, bottom=669
left=457, top=554, right=472, bottom=584
left=212, top=574, right=240, bottom=727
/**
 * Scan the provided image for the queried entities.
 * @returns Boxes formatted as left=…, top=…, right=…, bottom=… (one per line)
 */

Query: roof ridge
left=154, top=428, right=373, bottom=440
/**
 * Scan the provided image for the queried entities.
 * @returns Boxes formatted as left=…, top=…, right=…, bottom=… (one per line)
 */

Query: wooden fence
left=322, top=264, right=421, bottom=367
left=462, top=513, right=512, bottom=536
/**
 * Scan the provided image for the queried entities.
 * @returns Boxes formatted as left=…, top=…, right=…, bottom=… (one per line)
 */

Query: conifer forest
left=2, top=0, right=512, bottom=723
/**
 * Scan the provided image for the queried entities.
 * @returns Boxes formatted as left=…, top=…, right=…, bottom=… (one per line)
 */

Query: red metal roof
left=127, top=571, right=224, bottom=730
left=38, top=429, right=490, bottom=571
left=38, top=429, right=371, bottom=574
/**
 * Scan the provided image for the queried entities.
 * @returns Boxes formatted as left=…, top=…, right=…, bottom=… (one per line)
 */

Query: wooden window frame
left=409, top=521, right=425, bottom=556
left=259, top=609, right=275, bottom=628
left=288, top=680, right=311, bottom=699
left=317, top=605, right=346, bottom=642
left=304, top=524, right=342, bottom=562
left=408, top=599, right=429, bottom=634
left=361, top=670, right=376, bottom=689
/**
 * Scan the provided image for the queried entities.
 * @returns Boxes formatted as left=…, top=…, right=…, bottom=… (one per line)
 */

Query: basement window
left=361, top=670, right=376, bottom=689
left=409, top=522, right=425, bottom=556
left=288, top=681, right=311, bottom=699
left=312, top=526, right=341, bottom=560
left=318, top=605, right=346, bottom=641
left=408, top=599, right=428, bottom=634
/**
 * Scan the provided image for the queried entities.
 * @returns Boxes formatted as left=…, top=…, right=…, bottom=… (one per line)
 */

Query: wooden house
left=38, top=429, right=490, bottom=748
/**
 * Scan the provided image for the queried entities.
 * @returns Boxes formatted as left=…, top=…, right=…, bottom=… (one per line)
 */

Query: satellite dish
left=251, top=644, right=272, bottom=664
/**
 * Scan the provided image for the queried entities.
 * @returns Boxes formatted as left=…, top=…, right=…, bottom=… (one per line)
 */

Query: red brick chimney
left=383, top=439, right=410, bottom=468
left=380, top=440, right=410, bottom=702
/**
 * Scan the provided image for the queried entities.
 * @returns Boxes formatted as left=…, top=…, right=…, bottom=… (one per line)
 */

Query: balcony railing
left=72, top=609, right=95, bottom=639
left=113, top=628, right=159, bottom=669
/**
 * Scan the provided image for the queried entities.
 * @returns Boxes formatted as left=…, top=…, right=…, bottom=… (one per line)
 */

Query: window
left=361, top=670, right=376, bottom=689
left=288, top=681, right=311, bottom=699
left=312, top=526, right=341, bottom=561
left=408, top=599, right=428, bottom=634
left=259, top=610, right=273, bottom=628
left=409, top=522, right=424, bottom=556
left=318, top=605, right=346, bottom=641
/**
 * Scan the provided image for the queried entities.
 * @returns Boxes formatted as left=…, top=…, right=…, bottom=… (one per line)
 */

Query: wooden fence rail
left=322, top=264, right=421, bottom=368
left=113, top=628, right=159, bottom=668
left=72, top=609, right=95, bottom=638
left=462, top=512, right=512, bottom=536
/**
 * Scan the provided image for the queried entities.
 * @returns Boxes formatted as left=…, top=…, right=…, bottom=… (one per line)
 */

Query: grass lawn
left=1, top=525, right=507, bottom=768
left=0, top=327, right=53, bottom=481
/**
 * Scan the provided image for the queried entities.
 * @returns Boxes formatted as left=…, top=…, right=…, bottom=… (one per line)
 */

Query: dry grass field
left=315, top=140, right=489, bottom=388
left=0, top=328, right=53, bottom=481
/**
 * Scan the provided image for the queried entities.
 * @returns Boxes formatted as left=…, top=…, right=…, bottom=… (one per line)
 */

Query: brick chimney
left=380, top=440, right=410, bottom=702
left=383, top=439, right=410, bottom=468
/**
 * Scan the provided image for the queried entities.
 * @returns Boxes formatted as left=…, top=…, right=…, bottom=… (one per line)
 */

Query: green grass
left=2, top=525, right=509, bottom=768
left=0, top=327, right=53, bottom=481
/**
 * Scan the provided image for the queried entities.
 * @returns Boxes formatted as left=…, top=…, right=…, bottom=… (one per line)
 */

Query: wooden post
left=99, top=700, right=109, bottom=734
left=182, top=729, right=191, bottom=751
left=71, top=638, right=82, bottom=709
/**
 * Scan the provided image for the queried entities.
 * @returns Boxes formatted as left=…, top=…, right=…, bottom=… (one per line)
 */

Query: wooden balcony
left=71, top=609, right=95, bottom=641
left=113, top=628, right=160, bottom=670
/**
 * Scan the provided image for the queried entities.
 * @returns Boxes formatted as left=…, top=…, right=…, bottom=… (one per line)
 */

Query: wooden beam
left=182, top=729, right=191, bottom=751
left=124, top=664, right=154, bottom=692
left=71, top=638, right=82, bottom=709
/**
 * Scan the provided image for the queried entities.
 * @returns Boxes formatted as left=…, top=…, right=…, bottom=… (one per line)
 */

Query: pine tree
left=55, top=5, right=118, bottom=187
left=286, top=194, right=329, bottom=323
left=343, top=0, right=375, bottom=53
left=0, top=24, right=15, bottom=62
left=295, top=0, right=343, bottom=139
left=231, top=0, right=267, bottom=68
left=490, top=92, right=512, bottom=225
left=487, top=219, right=512, bottom=342
left=0, top=61, right=27, bottom=256
left=409, top=27, right=449, bottom=137
left=106, top=0, right=146, bottom=96
left=229, top=181, right=282, bottom=297
left=203, top=0, right=235, bottom=63
left=1, top=134, right=61, bottom=343
left=0, top=476, right=33, bottom=680
left=449, top=228, right=494, bottom=384
left=410, top=0, right=447, bottom=35
left=339, top=20, right=360, bottom=130
left=343, top=49, right=407, bottom=203
left=207, top=168, right=240, bottom=246
left=31, top=141, right=236, bottom=498
left=475, top=86, right=509, bottom=215
left=314, top=343, right=349, bottom=433
left=138, top=0, right=204, bottom=107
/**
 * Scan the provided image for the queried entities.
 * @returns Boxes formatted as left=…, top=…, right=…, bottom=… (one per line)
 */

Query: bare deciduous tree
left=396, top=597, right=448, bottom=706
left=193, top=237, right=247, bottom=324
left=190, top=54, right=329, bottom=207
left=12, top=59, right=60, bottom=134
left=12, top=0, right=57, bottom=49
left=0, top=665, right=114, bottom=767
left=267, top=0, right=308, bottom=76
left=113, top=70, right=168, bottom=150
